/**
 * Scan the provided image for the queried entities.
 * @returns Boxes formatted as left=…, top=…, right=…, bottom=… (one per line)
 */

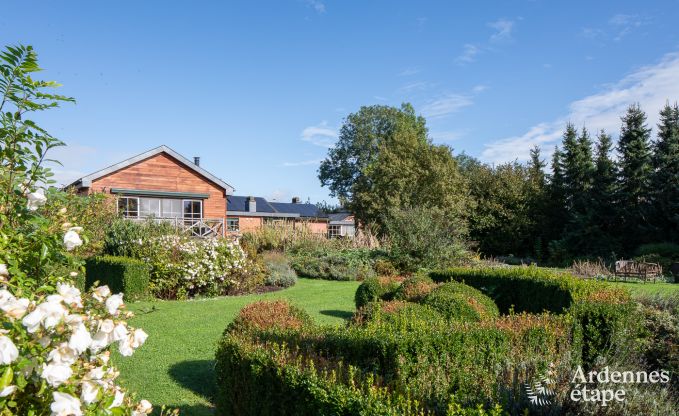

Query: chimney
left=292, top=197, right=301, bottom=204
left=247, top=196, right=256, bottom=212
left=193, top=156, right=200, bottom=166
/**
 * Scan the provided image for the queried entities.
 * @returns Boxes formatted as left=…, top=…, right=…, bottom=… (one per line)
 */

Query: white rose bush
left=0, top=281, right=157, bottom=415
left=0, top=45, right=174, bottom=415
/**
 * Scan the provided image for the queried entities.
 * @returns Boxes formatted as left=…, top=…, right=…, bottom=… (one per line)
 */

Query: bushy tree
left=651, top=102, right=679, bottom=242
left=319, top=103, right=470, bottom=232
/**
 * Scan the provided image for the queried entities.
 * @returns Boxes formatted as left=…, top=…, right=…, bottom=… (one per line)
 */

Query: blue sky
left=2, top=1, right=679, bottom=203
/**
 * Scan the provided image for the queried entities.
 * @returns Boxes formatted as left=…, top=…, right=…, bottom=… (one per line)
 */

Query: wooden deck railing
left=128, top=217, right=225, bottom=237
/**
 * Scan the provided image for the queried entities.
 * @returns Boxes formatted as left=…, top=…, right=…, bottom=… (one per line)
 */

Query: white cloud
left=282, top=159, right=323, bottom=167
left=488, top=18, right=515, bottom=42
left=398, top=81, right=431, bottom=92
left=398, top=67, right=420, bottom=76
left=304, top=0, right=325, bottom=13
left=472, top=84, right=489, bottom=93
left=481, top=51, right=679, bottom=164
left=431, top=130, right=467, bottom=142
left=456, top=43, right=481, bottom=64
left=301, top=121, right=337, bottom=148
left=421, top=94, right=473, bottom=118
left=374, top=95, right=388, bottom=101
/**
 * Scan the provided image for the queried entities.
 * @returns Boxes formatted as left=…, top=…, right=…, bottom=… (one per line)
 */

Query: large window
left=226, top=217, right=240, bottom=232
left=328, top=224, right=342, bottom=238
left=118, top=197, right=139, bottom=218
left=118, top=196, right=202, bottom=219
left=183, top=200, right=202, bottom=219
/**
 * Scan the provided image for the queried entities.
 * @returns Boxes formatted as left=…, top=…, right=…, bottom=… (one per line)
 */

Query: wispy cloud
left=301, top=121, right=337, bottom=148
left=282, top=159, right=323, bottom=167
left=481, top=51, right=679, bottom=164
left=488, top=18, right=515, bottom=42
left=398, top=81, right=431, bottom=92
left=421, top=94, right=473, bottom=118
left=431, top=130, right=467, bottom=142
left=472, top=84, right=489, bottom=93
left=303, top=0, right=325, bottom=14
left=398, top=67, right=420, bottom=77
left=374, top=95, right=388, bottom=101
left=581, top=13, right=649, bottom=43
left=456, top=43, right=482, bottom=65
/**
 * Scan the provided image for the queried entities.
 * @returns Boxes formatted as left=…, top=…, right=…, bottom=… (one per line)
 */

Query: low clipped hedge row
left=429, top=266, right=635, bottom=366
left=84, top=255, right=150, bottom=300
left=423, top=282, right=500, bottom=322
left=215, top=300, right=567, bottom=415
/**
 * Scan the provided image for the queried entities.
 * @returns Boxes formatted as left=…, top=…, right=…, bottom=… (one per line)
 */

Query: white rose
left=109, top=389, right=125, bottom=409
left=41, top=363, right=73, bottom=387
left=131, top=329, right=148, bottom=348
left=2, top=297, right=29, bottom=319
left=0, top=264, right=8, bottom=279
left=0, top=385, right=16, bottom=397
left=111, top=323, right=128, bottom=342
left=47, top=343, right=78, bottom=365
left=68, top=324, right=93, bottom=354
left=69, top=271, right=78, bottom=277
left=57, top=283, right=82, bottom=308
left=63, top=230, right=83, bottom=251
left=90, top=319, right=115, bottom=352
left=93, top=286, right=111, bottom=302
left=51, top=392, right=83, bottom=416
left=80, top=380, right=99, bottom=405
left=118, top=337, right=135, bottom=357
left=105, top=294, right=124, bottom=315
left=133, top=399, right=153, bottom=415
left=26, top=188, right=47, bottom=211
left=22, top=307, right=45, bottom=333
left=0, top=290, right=15, bottom=309
left=0, top=335, right=19, bottom=365
left=30, top=299, right=68, bottom=330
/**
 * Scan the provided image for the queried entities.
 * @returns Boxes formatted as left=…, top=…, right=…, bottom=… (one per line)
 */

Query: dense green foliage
left=85, top=255, right=150, bottom=300
left=216, top=300, right=568, bottom=415
left=422, top=282, right=499, bottom=322
left=393, top=273, right=437, bottom=302
left=354, top=276, right=401, bottom=308
left=290, top=248, right=376, bottom=281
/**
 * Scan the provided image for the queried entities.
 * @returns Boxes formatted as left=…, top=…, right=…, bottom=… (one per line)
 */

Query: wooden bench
left=614, top=260, right=662, bottom=282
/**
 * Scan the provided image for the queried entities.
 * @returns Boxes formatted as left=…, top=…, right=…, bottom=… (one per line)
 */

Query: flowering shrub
left=0, top=283, right=154, bottom=415
left=107, top=231, right=264, bottom=299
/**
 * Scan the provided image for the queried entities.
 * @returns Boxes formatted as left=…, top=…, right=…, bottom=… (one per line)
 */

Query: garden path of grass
left=608, top=281, right=679, bottom=297
left=114, top=278, right=360, bottom=416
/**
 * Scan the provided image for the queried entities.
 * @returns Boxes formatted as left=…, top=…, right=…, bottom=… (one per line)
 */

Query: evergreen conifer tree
left=651, top=102, right=679, bottom=242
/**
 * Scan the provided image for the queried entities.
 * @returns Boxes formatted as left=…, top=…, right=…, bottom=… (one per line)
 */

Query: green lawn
left=114, top=278, right=360, bottom=415
left=609, top=281, right=679, bottom=297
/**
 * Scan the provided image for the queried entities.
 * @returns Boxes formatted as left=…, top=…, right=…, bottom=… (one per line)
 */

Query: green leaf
left=0, top=366, right=13, bottom=389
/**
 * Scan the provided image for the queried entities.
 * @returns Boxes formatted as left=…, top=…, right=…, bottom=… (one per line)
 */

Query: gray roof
left=69, top=145, right=235, bottom=194
left=328, top=212, right=352, bottom=222
left=227, top=195, right=327, bottom=218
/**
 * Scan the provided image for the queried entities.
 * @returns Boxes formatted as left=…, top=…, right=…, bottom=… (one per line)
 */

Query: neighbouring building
left=328, top=212, right=356, bottom=238
left=226, top=195, right=329, bottom=234
left=68, top=145, right=336, bottom=237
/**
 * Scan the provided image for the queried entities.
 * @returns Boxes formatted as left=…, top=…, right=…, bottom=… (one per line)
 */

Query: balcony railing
left=127, top=217, right=225, bottom=237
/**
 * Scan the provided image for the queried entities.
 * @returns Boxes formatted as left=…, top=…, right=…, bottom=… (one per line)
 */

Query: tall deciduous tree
left=319, top=103, right=469, bottom=232
left=617, top=103, right=653, bottom=250
left=651, top=102, right=679, bottom=242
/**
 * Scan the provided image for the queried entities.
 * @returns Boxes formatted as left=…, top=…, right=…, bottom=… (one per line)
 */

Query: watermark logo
left=525, top=363, right=556, bottom=406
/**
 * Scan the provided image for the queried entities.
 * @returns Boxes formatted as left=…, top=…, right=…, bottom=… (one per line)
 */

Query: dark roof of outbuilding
left=227, top=196, right=277, bottom=213
left=227, top=195, right=327, bottom=218
left=328, top=212, right=352, bottom=222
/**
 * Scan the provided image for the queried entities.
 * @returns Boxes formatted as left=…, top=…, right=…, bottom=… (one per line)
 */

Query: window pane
left=183, top=200, right=202, bottom=219
left=162, top=199, right=182, bottom=218
left=140, top=198, right=160, bottom=217
left=118, top=197, right=138, bottom=218
left=227, top=217, right=239, bottom=231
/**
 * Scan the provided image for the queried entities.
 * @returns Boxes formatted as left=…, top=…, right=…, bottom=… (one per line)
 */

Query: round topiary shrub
left=228, top=300, right=313, bottom=333
left=423, top=282, right=499, bottom=322
left=354, top=276, right=401, bottom=309
left=352, top=300, right=445, bottom=329
left=394, top=273, right=438, bottom=302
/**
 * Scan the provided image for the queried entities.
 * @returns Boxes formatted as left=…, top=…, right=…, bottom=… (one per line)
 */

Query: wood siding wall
left=87, top=153, right=227, bottom=219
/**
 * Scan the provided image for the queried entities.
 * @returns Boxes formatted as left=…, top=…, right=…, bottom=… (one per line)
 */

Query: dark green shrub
left=262, top=252, right=297, bottom=288
left=634, top=242, right=679, bottom=276
left=84, top=256, right=150, bottom=300
left=383, top=206, right=470, bottom=272
left=354, top=276, right=401, bottom=309
left=393, top=273, right=437, bottom=302
left=373, top=258, right=398, bottom=276
left=423, top=282, right=499, bottom=322
left=215, top=310, right=570, bottom=415
left=352, top=300, right=446, bottom=329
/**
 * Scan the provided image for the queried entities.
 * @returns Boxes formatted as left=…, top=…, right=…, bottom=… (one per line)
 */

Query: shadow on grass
left=319, top=309, right=354, bottom=320
left=168, top=360, right=216, bottom=414
left=153, top=403, right=214, bottom=416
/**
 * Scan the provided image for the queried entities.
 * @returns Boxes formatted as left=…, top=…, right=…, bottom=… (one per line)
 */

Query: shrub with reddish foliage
left=228, top=300, right=312, bottom=333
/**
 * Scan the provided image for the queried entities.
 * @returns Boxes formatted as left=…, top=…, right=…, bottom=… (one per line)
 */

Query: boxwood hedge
left=84, top=255, right=150, bottom=300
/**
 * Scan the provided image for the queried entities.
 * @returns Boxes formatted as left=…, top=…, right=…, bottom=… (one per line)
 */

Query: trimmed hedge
left=352, top=301, right=446, bottom=329
left=393, top=274, right=437, bottom=302
left=291, top=252, right=376, bottom=281
left=216, top=302, right=570, bottom=415
left=429, top=266, right=636, bottom=367
left=84, top=256, right=150, bottom=300
left=354, top=276, right=401, bottom=309
left=423, top=282, right=499, bottom=322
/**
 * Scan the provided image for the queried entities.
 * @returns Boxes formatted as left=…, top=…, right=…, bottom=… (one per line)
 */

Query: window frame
left=118, top=196, right=140, bottom=218
left=226, top=217, right=240, bottom=232
left=182, top=199, right=203, bottom=219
